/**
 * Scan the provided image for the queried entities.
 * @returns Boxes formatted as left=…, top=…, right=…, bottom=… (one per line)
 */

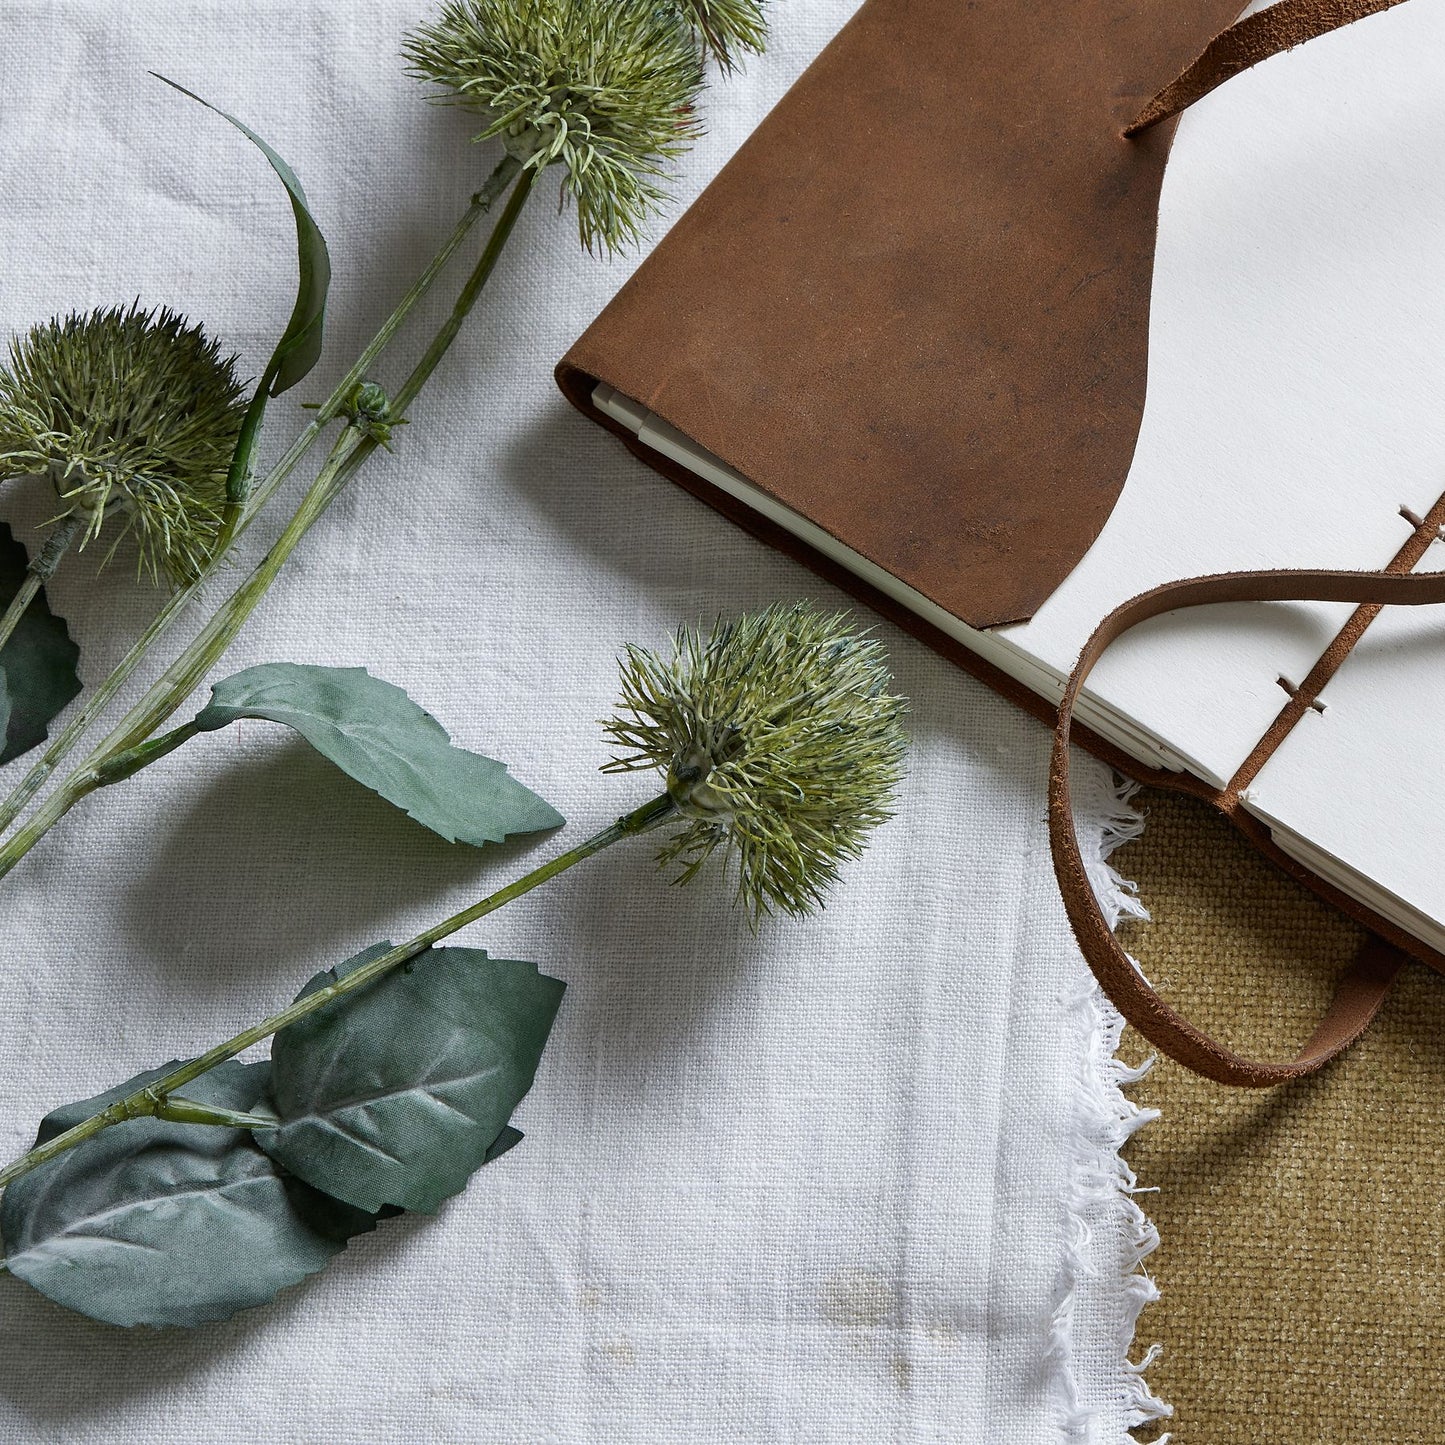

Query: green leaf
left=191, top=662, right=563, bottom=844
left=154, top=75, right=332, bottom=525
left=260, top=943, right=565, bottom=1213
left=0, top=522, right=81, bottom=764
left=484, top=1125, right=525, bottom=1163
left=1, top=1061, right=376, bottom=1328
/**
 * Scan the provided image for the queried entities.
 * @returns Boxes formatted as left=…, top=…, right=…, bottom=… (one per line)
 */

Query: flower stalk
left=0, top=511, right=84, bottom=657
left=0, top=0, right=732, bottom=874
left=99, top=161, right=537, bottom=759
left=0, top=158, right=536, bottom=876
left=0, top=792, right=676, bottom=1191
left=0, top=152, right=525, bottom=839
left=0, top=593, right=905, bottom=1328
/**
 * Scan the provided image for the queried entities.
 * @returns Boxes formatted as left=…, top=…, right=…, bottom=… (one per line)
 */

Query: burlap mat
left=1112, top=786, right=1445, bottom=1443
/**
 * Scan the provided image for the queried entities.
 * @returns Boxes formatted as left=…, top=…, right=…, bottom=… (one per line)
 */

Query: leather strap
left=1105, top=0, right=1427, bottom=1080
left=1047, top=568, right=1438, bottom=1085
left=1127, top=0, right=1412, bottom=136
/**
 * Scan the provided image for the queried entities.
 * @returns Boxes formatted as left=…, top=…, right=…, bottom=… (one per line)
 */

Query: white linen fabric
left=0, top=4, right=1160, bottom=1440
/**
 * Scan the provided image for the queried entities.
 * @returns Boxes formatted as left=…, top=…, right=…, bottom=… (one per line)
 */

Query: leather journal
left=557, top=0, right=1444, bottom=1083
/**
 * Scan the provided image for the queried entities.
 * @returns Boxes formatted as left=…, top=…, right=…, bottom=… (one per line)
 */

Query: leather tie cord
left=1045, top=569, right=1445, bottom=1086
left=1126, top=0, right=1412, bottom=135
left=1053, top=0, right=1428, bottom=1086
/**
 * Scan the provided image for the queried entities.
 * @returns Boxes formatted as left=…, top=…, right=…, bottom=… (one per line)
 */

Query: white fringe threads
left=1048, top=766, right=1172, bottom=1443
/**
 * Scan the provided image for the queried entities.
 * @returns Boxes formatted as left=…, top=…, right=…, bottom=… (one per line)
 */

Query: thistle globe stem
left=0, top=577, right=42, bottom=659
left=94, top=163, right=539, bottom=762
left=0, top=512, right=84, bottom=658
left=0, top=152, right=527, bottom=849
left=0, top=163, right=539, bottom=878
left=0, top=792, right=675, bottom=1191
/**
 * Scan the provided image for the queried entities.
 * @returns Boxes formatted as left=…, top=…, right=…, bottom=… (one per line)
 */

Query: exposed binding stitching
left=1228, top=485, right=1445, bottom=794
left=1049, top=767, right=1171, bottom=1442
left=1275, top=676, right=1326, bottom=713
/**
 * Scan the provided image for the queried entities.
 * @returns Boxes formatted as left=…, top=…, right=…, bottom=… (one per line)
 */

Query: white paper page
left=1245, top=537, right=1445, bottom=954
left=993, top=0, right=1445, bottom=786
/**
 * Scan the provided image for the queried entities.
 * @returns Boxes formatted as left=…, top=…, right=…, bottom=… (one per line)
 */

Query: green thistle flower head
left=404, top=0, right=706, bottom=254
left=604, top=603, right=908, bottom=920
left=678, top=0, right=767, bottom=69
left=0, top=304, right=247, bottom=586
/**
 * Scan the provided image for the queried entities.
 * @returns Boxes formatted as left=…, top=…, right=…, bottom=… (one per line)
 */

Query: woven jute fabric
left=1113, top=787, right=1445, bottom=1442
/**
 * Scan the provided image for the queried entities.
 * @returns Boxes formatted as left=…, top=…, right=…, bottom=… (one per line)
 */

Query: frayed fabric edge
left=1047, top=764, right=1172, bottom=1443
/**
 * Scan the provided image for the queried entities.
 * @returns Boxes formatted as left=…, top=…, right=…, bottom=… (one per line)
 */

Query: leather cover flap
left=558, top=0, right=1245, bottom=628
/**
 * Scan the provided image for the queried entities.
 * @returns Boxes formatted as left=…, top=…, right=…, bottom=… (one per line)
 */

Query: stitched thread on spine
left=1048, top=767, right=1172, bottom=1442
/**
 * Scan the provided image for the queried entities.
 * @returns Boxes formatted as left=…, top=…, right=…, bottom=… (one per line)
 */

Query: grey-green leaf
left=260, top=943, right=565, bottom=1213
left=155, top=75, right=332, bottom=522
left=2, top=1061, right=377, bottom=1328
left=191, top=662, right=563, bottom=843
left=0, top=521, right=81, bottom=764
left=484, top=1124, right=525, bottom=1163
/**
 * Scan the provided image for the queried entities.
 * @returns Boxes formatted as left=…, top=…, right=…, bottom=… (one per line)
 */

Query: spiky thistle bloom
left=678, top=0, right=767, bottom=70
left=404, top=0, right=706, bottom=253
left=603, top=604, right=908, bottom=920
left=0, top=304, right=247, bottom=586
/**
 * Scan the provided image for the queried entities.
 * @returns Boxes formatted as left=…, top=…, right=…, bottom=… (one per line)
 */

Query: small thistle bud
left=678, top=0, right=767, bottom=70
left=403, top=0, right=706, bottom=254
left=343, top=380, right=406, bottom=451
left=0, top=304, right=247, bottom=586
left=603, top=604, right=908, bottom=920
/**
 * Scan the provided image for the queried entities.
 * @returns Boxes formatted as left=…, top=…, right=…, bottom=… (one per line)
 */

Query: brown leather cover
left=558, top=0, right=1249, bottom=629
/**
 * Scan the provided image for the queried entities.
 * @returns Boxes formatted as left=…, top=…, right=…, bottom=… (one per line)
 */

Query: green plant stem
left=86, top=720, right=203, bottom=789
left=0, top=152, right=525, bottom=839
left=97, top=161, right=538, bottom=763
left=0, top=164, right=538, bottom=880
left=0, top=430, right=366, bottom=879
left=0, top=512, right=84, bottom=657
left=0, top=577, right=42, bottom=658
left=0, top=792, right=675, bottom=1191
left=390, top=164, right=538, bottom=415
